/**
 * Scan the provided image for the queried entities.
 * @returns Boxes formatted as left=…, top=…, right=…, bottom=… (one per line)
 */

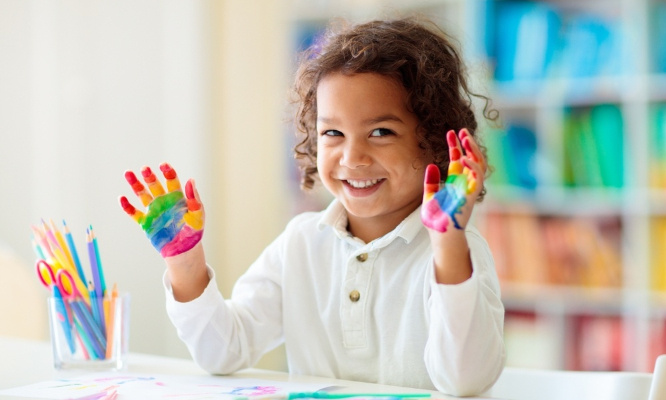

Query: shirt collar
left=317, top=199, right=424, bottom=246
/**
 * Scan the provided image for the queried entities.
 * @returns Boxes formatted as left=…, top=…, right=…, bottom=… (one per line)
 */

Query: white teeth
left=347, top=179, right=380, bottom=188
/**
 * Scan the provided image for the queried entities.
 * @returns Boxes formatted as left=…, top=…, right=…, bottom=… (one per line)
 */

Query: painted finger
left=185, top=179, right=201, bottom=211
left=460, top=130, right=486, bottom=173
left=119, top=196, right=145, bottom=223
left=462, top=157, right=483, bottom=194
left=423, top=164, right=441, bottom=203
left=446, top=130, right=464, bottom=176
left=125, top=170, right=153, bottom=207
left=160, top=162, right=181, bottom=192
left=183, top=179, right=204, bottom=230
left=141, top=166, right=166, bottom=197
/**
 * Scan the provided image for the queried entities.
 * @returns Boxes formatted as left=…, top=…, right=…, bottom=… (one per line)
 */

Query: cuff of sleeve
left=163, top=266, right=223, bottom=321
left=429, top=266, right=479, bottom=308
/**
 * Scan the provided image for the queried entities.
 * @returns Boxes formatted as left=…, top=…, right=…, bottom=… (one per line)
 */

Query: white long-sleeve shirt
left=164, top=200, right=505, bottom=396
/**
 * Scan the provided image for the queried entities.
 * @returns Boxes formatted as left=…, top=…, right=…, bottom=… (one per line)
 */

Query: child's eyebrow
left=363, top=114, right=404, bottom=124
left=317, top=114, right=404, bottom=125
left=317, top=116, right=336, bottom=124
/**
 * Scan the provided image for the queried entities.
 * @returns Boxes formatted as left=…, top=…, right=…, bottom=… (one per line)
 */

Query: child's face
left=316, top=72, right=426, bottom=240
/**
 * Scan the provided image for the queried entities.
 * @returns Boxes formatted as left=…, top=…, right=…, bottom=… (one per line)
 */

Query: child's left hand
left=421, top=128, right=486, bottom=233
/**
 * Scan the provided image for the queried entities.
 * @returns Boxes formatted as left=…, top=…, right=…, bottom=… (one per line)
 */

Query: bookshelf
left=474, top=0, right=666, bottom=373
left=287, top=0, right=666, bottom=372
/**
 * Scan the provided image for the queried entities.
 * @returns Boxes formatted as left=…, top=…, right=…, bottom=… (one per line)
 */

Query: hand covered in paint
left=119, top=163, right=204, bottom=258
left=421, top=129, right=486, bottom=233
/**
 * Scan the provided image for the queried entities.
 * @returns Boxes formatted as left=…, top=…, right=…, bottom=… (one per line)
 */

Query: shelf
left=501, top=283, right=626, bottom=315
left=478, top=0, right=666, bottom=371
left=483, top=185, right=628, bottom=216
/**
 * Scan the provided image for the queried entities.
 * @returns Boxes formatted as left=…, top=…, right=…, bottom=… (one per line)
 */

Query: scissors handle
left=35, top=259, right=57, bottom=288
left=54, top=264, right=91, bottom=304
left=56, top=268, right=79, bottom=300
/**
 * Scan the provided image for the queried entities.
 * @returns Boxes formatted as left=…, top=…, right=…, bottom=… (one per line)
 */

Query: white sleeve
left=423, top=228, right=506, bottom=396
left=163, top=244, right=284, bottom=374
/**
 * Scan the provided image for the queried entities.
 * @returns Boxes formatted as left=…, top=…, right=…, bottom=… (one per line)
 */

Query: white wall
left=0, top=0, right=291, bottom=366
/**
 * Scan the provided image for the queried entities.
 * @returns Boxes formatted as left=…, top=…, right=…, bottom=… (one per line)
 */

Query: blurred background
left=1, top=0, right=666, bottom=374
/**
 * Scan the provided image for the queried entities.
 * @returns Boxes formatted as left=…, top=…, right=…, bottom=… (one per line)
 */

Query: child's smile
left=316, top=72, right=426, bottom=242
left=343, top=178, right=384, bottom=193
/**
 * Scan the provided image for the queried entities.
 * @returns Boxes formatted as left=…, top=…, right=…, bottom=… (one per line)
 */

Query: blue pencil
left=71, top=300, right=105, bottom=359
left=53, top=286, right=76, bottom=354
left=90, top=226, right=107, bottom=295
left=86, top=228, right=106, bottom=333
left=63, top=220, right=87, bottom=284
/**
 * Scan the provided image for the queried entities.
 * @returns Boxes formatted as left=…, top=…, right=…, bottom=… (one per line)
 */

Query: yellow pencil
left=50, top=219, right=75, bottom=273
left=47, top=235, right=91, bottom=304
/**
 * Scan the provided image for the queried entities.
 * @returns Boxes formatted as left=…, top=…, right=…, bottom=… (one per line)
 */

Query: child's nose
left=340, top=141, right=371, bottom=168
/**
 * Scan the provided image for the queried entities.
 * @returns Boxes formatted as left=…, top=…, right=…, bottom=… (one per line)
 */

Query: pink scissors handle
left=56, top=268, right=82, bottom=300
left=35, top=259, right=57, bottom=288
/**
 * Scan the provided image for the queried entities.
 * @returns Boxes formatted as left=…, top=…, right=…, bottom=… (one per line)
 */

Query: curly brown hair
left=291, top=16, right=496, bottom=201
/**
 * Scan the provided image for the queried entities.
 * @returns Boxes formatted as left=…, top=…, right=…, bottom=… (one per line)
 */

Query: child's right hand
left=119, top=163, right=204, bottom=258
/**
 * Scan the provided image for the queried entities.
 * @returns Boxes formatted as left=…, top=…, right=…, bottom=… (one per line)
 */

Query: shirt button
left=349, top=290, right=361, bottom=302
left=356, top=253, right=368, bottom=262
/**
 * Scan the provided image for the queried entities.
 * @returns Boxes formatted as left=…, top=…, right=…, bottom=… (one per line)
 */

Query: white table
left=0, top=336, right=475, bottom=400
left=2, top=336, right=660, bottom=400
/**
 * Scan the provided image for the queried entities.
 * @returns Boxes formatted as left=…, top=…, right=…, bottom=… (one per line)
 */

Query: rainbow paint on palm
left=421, top=129, right=480, bottom=233
left=120, top=163, right=204, bottom=257
left=421, top=164, right=467, bottom=232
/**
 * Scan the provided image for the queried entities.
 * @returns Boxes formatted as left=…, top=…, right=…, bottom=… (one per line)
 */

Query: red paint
left=462, top=137, right=479, bottom=163
left=446, top=129, right=458, bottom=147
left=125, top=171, right=146, bottom=192
left=160, top=162, right=177, bottom=179
left=425, top=164, right=440, bottom=184
left=450, top=147, right=461, bottom=161
left=185, top=180, right=201, bottom=211
left=185, top=179, right=195, bottom=199
left=187, top=199, right=201, bottom=211
left=119, top=196, right=136, bottom=215
left=141, top=166, right=157, bottom=183
left=124, top=171, right=138, bottom=184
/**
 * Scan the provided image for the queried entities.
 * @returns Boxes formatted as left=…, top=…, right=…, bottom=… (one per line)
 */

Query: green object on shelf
left=562, top=105, right=624, bottom=188
left=590, top=104, right=624, bottom=188
left=484, top=127, right=511, bottom=186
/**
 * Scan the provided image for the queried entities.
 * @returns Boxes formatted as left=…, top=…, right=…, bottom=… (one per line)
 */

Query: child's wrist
left=165, top=241, right=209, bottom=301
left=430, top=230, right=472, bottom=284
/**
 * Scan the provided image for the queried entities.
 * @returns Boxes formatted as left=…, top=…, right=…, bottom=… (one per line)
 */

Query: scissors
left=36, top=259, right=106, bottom=357
left=36, top=259, right=77, bottom=353
left=36, top=259, right=90, bottom=304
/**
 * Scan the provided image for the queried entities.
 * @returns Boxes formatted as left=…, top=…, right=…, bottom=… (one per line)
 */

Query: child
left=119, top=16, right=505, bottom=397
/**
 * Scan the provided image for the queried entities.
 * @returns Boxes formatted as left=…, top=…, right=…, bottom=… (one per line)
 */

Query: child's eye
left=370, top=128, right=394, bottom=137
left=322, top=130, right=343, bottom=137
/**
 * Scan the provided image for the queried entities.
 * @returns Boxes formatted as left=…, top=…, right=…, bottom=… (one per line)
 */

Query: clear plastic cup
left=47, top=293, right=130, bottom=370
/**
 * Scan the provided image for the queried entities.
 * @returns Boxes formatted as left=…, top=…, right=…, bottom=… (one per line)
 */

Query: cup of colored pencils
left=32, top=219, right=130, bottom=370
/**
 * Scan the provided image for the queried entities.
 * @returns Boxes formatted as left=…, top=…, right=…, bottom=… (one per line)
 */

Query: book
left=650, top=3, right=666, bottom=73
left=556, top=13, right=622, bottom=81
left=493, top=1, right=560, bottom=84
left=481, top=212, right=622, bottom=288
left=650, top=217, right=666, bottom=292
left=562, top=105, right=624, bottom=188
left=484, top=123, right=538, bottom=189
left=570, top=315, right=623, bottom=371
left=649, top=103, right=666, bottom=188
left=590, top=104, right=624, bottom=188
